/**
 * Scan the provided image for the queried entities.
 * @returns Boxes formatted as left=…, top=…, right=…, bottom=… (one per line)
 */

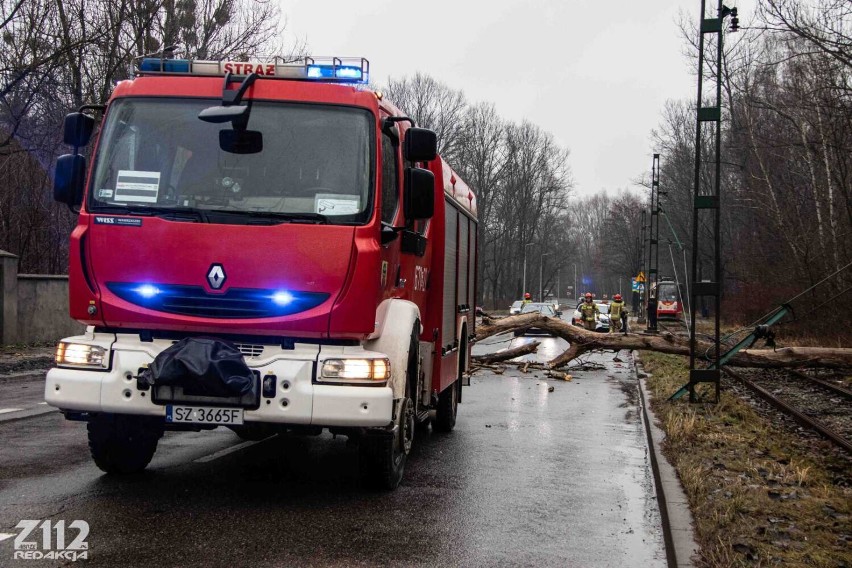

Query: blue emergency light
left=306, top=64, right=364, bottom=81
left=138, top=59, right=190, bottom=73
left=137, top=56, right=369, bottom=84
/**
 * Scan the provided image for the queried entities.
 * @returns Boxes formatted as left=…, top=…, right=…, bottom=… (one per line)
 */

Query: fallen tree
left=471, top=341, right=540, bottom=364
left=475, top=313, right=852, bottom=370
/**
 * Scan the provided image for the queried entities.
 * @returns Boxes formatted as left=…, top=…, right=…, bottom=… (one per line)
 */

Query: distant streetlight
left=522, top=242, right=535, bottom=298
left=539, top=252, right=553, bottom=301
left=573, top=263, right=578, bottom=301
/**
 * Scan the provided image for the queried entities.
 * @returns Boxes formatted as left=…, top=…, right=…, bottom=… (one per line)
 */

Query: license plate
left=166, top=405, right=244, bottom=425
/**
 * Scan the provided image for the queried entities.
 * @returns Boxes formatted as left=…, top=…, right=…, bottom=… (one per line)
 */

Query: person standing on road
left=609, top=294, right=628, bottom=334
left=522, top=292, right=532, bottom=305
left=579, top=292, right=599, bottom=331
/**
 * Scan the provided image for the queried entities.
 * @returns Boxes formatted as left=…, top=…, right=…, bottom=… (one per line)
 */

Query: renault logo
left=207, top=263, right=226, bottom=290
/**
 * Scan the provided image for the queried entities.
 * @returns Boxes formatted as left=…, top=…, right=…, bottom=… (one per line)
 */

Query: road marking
left=38, top=402, right=48, bottom=405
left=193, top=438, right=272, bottom=463
left=0, top=533, right=15, bottom=543
left=0, top=408, right=23, bottom=415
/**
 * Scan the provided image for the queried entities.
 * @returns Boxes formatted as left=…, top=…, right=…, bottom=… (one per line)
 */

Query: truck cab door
left=379, top=117, right=403, bottom=301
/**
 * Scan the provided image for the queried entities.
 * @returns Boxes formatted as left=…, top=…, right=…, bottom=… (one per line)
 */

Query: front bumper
left=45, top=333, right=393, bottom=428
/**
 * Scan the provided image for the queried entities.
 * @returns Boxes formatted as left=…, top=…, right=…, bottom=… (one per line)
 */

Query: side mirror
left=63, top=112, right=95, bottom=147
left=220, top=129, right=263, bottom=154
left=403, top=127, right=437, bottom=162
left=54, top=154, right=86, bottom=208
left=403, top=167, right=434, bottom=220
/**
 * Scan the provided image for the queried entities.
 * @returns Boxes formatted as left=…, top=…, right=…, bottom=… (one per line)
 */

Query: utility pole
left=557, top=271, right=561, bottom=304
left=522, top=242, right=534, bottom=298
left=673, top=0, right=739, bottom=403
left=645, top=154, right=661, bottom=333
left=539, top=252, right=552, bottom=301
left=638, top=211, right=647, bottom=323
left=574, top=264, right=577, bottom=301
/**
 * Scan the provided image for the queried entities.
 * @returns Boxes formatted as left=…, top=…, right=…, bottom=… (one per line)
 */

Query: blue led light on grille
left=139, top=58, right=191, bottom=73
left=272, top=291, right=294, bottom=306
left=107, top=282, right=329, bottom=319
left=135, top=284, right=160, bottom=298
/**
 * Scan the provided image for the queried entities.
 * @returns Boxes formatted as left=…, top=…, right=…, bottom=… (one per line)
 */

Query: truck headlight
left=55, top=342, right=109, bottom=369
left=320, top=358, right=390, bottom=383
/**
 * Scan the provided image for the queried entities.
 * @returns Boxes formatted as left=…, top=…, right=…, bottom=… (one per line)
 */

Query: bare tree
left=382, top=73, right=467, bottom=164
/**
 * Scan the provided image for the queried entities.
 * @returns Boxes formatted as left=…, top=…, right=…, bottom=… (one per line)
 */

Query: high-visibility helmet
left=584, top=293, right=593, bottom=299
left=524, top=293, right=531, bottom=299
left=614, top=294, right=622, bottom=301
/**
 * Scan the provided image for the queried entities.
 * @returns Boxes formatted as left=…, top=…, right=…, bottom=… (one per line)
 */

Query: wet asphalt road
left=0, top=334, right=666, bottom=567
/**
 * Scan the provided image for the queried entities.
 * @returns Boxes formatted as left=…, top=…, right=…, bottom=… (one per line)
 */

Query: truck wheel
left=434, top=336, right=465, bottom=432
left=87, top=413, right=163, bottom=474
left=433, top=380, right=458, bottom=432
left=360, top=323, right=419, bottom=489
left=360, top=381, right=414, bottom=490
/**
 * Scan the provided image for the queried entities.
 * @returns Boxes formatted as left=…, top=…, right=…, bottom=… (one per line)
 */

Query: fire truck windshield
left=89, top=98, right=374, bottom=224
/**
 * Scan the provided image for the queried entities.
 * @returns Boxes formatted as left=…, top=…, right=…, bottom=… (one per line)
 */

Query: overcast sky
left=280, top=0, right=749, bottom=199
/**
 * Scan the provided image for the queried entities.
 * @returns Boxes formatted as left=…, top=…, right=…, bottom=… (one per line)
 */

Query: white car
left=571, top=301, right=610, bottom=332
left=514, top=303, right=558, bottom=336
left=509, top=300, right=524, bottom=315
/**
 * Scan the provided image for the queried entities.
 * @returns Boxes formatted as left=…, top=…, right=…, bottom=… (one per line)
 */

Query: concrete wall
left=17, top=275, right=84, bottom=343
left=0, top=251, right=17, bottom=344
left=0, top=250, right=84, bottom=345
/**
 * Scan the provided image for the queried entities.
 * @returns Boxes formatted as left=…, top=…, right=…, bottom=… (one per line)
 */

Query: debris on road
left=545, top=370, right=572, bottom=381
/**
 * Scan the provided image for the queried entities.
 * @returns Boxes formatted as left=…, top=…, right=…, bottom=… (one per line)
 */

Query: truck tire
left=434, top=335, right=465, bottom=433
left=87, top=413, right=163, bottom=474
left=433, top=379, right=458, bottom=432
left=360, top=326, right=418, bottom=490
left=360, top=389, right=413, bottom=490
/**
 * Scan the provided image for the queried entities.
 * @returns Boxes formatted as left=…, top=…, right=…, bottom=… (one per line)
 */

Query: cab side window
left=381, top=132, right=399, bottom=224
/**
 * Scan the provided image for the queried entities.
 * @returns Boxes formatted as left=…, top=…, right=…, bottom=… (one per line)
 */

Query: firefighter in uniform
left=609, top=293, right=628, bottom=333
left=578, top=292, right=599, bottom=331
left=522, top=293, right=532, bottom=305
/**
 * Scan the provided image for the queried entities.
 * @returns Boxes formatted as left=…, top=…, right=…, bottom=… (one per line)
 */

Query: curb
left=633, top=351, right=699, bottom=568
left=0, top=406, right=57, bottom=424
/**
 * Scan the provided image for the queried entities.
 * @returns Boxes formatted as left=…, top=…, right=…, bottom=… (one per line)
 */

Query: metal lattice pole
left=645, top=154, right=661, bottom=332
left=683, top=0, right=738, bottom=403
left=638, top=210, right=647, bottom=323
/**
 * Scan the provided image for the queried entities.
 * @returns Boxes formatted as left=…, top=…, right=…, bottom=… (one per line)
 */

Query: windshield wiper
left=92, top=205, right=208, bottom=222
left=207, top=210, right=329, bottom=224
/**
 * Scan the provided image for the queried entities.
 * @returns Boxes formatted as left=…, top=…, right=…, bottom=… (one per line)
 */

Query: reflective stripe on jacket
left=579, top=302, right=598, bottom=321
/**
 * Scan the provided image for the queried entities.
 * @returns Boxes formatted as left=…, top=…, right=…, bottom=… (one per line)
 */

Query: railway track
left=785, top=368, right=852, bottom=401
left=722, top=366, right=852, bottom=455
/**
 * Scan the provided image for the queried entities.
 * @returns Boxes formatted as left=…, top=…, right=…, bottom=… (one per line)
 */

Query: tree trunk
left=472, top=341, right=540, bottom=364
left=476, top=314, right=852, bottom=370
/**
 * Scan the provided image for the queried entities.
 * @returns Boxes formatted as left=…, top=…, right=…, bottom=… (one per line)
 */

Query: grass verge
left=640, top=351, right=851, bottom=568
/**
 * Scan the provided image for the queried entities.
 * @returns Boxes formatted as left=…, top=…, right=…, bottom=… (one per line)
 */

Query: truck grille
left=107, top=282, right=329, bottom=319
left=234, top=343, right=264, bottom=358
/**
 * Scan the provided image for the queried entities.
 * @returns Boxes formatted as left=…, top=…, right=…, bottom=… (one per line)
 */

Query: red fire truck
left=47, top=56, right=478, bottom=489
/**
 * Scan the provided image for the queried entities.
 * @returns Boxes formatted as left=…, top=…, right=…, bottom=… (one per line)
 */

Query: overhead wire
left=699, top=261, right=852, bottom=363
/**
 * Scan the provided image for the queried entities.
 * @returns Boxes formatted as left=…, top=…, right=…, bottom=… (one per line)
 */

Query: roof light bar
left=136, top=56, right=369, bottom=84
